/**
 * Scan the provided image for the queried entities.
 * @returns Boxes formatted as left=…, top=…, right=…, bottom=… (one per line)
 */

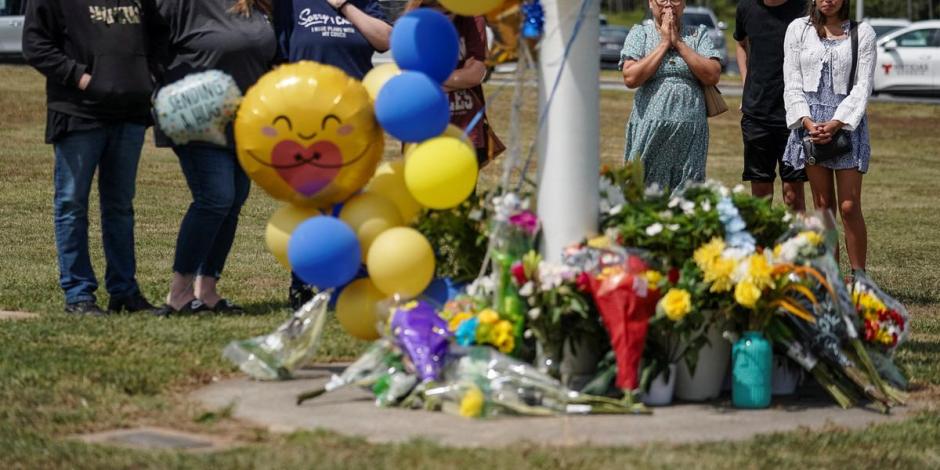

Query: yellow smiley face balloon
left=236, top=62, right=384, bottom=208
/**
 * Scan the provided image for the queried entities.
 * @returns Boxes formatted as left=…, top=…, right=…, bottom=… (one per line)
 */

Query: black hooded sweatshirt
left=22, top=0, right=165, bottom=135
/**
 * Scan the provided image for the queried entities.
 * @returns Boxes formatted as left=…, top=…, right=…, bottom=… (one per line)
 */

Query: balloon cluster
left=222, top=6, right=506, bottom=342
left=368, top=8, right=481, bottom=210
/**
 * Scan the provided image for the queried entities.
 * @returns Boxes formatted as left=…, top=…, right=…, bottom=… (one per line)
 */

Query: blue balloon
left=391, top=9, right=459, bottom=84
left=375, top=71, right=449, bottom=142
left=422, top=278, right=466, bottom=305
left=288, top=216, right=361, bottom=289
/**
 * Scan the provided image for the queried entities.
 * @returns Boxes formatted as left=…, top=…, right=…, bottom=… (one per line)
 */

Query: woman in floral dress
left=620, top=0, right=722, bottom=193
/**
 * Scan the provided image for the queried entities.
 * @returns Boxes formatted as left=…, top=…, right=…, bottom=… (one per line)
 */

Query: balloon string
left=515, top=0, right=595, bottom=192
left=500, top=38, right=536, bottom=191
left=462, top=0, right=588, bottom=147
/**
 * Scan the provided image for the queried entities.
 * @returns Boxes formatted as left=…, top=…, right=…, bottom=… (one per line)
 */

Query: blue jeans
left=173, top=145, right=250, bottom=278
left=53, top=124, right=146, bottom=304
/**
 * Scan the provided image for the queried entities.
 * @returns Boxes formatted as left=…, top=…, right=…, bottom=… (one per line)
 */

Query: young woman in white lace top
left=782, top=0, right=876, bottom=280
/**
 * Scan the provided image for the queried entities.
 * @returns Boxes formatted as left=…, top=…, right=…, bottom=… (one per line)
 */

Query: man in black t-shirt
left=735, top=0, right=806, bottom=211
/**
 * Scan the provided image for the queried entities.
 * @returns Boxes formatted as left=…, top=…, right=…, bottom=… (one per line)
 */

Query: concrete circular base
left=191, top=365, right=921, bottom=448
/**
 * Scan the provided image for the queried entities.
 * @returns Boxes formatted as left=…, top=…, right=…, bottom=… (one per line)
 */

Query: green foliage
left=731, top=191, right=790, bottom=248
left=412, top=191, right=492, bottom=283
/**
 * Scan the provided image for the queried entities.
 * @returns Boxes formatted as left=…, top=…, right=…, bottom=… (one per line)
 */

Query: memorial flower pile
left=278, top=174, right=911, bottom=419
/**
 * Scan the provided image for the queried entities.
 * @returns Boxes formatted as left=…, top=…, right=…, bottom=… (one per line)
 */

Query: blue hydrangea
left=717, top=196, right=756, bottom=252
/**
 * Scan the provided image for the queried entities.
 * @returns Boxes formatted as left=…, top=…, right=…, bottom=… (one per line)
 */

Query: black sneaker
left=65, top=301, right=107, bottom=316
left=108, top=291, right=158, bottom=314
left=289, top=285, right=314, bottom=312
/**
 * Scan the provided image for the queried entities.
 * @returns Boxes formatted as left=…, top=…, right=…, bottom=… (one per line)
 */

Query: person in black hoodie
left=23, top=0, right=164, bottom=316
left=154, top=0, right=277, bottom=316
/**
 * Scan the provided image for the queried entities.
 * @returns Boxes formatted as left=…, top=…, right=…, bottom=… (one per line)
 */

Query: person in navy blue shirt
left=274, top=0, right=391, bottom=79
left=274, top=0, right=391, bottom=309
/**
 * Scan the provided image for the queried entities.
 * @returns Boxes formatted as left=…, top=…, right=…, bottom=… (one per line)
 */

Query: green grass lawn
left=2, top=64, right=940, bottom=468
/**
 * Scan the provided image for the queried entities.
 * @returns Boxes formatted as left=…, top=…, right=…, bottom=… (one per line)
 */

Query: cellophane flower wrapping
left=770, top=217, right=908, bottom=406
left=489, top=193, right=539, bottom=344
left=566, top=242, right=659, bottom=391
left=391, top=300, right=451, bottom=383
left=223, top=291, right=331, bottom=380
left=851, top=274, right=910, bottom=355
left=426, top=346, right=623, bottom=418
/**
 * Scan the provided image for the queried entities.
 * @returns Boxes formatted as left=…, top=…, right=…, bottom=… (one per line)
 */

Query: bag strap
left=848, top=20, right=859, bottom=95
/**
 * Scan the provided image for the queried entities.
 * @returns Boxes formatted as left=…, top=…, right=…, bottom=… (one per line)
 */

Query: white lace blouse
left=782, top=17, right=877, bottom=131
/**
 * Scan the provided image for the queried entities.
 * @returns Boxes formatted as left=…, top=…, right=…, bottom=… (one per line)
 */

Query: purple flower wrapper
left=391, top=301, right=451, bottom=383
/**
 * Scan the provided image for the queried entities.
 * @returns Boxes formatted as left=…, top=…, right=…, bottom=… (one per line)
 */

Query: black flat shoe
left=108, top=291, right=157, bottom=314
left=210, top=298, right=244, bottom=314
left=153, top=299, right=208, bottom=317
left=65, top=301, right=107, bottom=317
left=289, top=286, right=314, bottom=312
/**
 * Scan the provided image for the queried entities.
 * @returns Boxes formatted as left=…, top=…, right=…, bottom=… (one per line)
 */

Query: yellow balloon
left=235, top=61, right=384, bottom=209
left=265, top=204, right=321, bottom=269
left=365, top=161, right=423, bottom=223
left=402, top=124, right=471, bottom=156
left=339, top=192, right=404, bottom=263
left=440, top=0, right=505, bottom=16
left=404, top=136, right=479, bottom=210
left=362, top=63, right=401, bottom=103
left=335, top=278, right=385, bottom=340
left=367, top=227, right=435, bottom=298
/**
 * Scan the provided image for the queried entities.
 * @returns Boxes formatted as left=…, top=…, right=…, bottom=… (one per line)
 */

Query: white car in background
left=865, top=18, right=911, bottom=39
left=873, top=21, right=940, bottom=96
left=0, top=0, right=25, bottom=59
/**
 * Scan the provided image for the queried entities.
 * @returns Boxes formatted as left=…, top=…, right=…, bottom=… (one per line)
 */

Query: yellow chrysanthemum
left=459, top=385, right=485, bottom=418
left=644, top=270, right=664, bottom=287
left=704, top=257, right=735, bottom=293
left=876, top=329, right=893, bottom=346
left=693, top=238, right=725, bottom=272
left=746, top=254, right=774, bottom=290
left=734, top=281, right=762, bottom=309
left=477, top=309, right=500, bottom=325
left=800, top=231, right=823, bottom=246
left=661, top=288, right=692, bottom=322
left=448, top=312, right=474, bottom=332
left=865, top=294, right=886, bottom=313
left=489, top=320, right=515, bottom=353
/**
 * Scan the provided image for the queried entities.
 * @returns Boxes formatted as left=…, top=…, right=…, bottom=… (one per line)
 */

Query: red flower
left=667, top=267, right=680, bottom=285
left=510, top=261, right=527, bottom=286
left=627, top=256, right=649, bottom=275
left=864, top=319, right=877, bottom=342
left=576, top=271, right=592, bottom=293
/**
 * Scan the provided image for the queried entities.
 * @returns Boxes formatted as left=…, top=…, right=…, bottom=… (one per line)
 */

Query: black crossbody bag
left=801, top=21, right=858, bottom=165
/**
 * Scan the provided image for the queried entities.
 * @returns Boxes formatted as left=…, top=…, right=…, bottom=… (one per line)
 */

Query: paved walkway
left=192, top=365, right=923, bottom=448
left=0, top=310, right=38, bottom=321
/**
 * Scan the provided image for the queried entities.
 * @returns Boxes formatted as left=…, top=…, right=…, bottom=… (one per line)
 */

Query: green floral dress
left=620, top=23, right=720, bottom=192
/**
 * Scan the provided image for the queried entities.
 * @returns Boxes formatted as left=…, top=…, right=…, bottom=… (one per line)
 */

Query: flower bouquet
left=224, top=291, right=331, bottom=380
left=296, top=339, right=401, bottom=404
left=764, top=218, right=909, bottom=411
left=489, top=192, right=540, bottom=347
left=507, top=250, right=596, bottom=378
left=424, top=346, right=638, bottom=418
left=851, top=275, right=911, bottom=390
left=564, top=239, right=659, bottom=410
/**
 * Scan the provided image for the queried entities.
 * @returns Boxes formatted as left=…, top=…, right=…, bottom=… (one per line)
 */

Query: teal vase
left=732, top=331, right=772, bottom=408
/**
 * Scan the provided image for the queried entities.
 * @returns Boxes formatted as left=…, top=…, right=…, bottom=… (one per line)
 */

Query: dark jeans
left=53, top=124, right=146, bottom=304
left=173, top=145, right=250, bottom=278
